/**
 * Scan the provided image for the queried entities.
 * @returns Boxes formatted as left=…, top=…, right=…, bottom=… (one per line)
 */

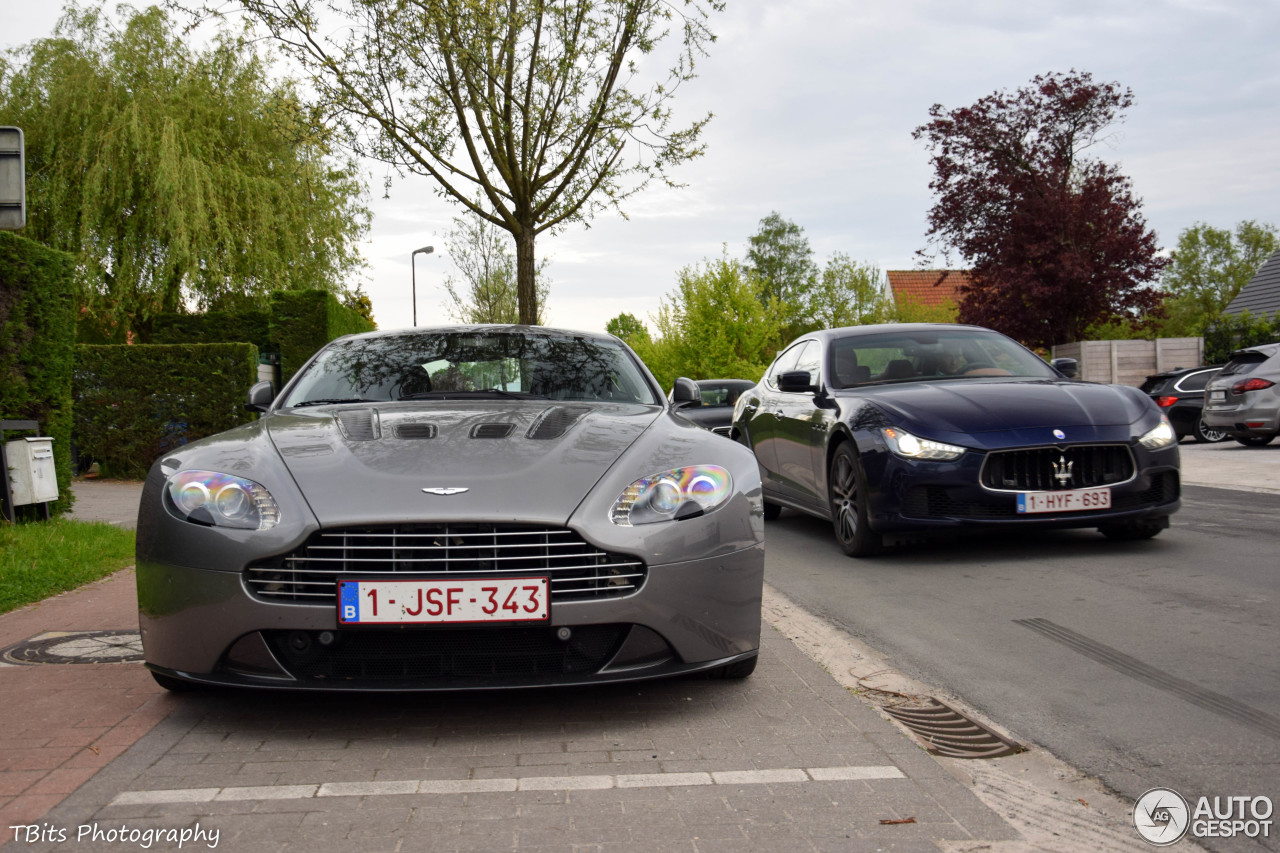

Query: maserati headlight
left=881, top=427, right=965, bottom=461
left=1139, top=415, right=1177, bottom=450
left=165, top=470, right=280, bottom=530
left=610, top=466, right=732, bottom=526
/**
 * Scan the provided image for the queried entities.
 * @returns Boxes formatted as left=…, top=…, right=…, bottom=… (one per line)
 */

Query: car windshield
left=828, top=329, right=1057, bottom=387
left=281, top=329, right=660, bottom=407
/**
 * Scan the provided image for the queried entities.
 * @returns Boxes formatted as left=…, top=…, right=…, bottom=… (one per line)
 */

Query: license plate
left=338, top=578, right=549, bottom=625
left=1209, top=390, right=1226, bottom=404
left=1017, top=487, right=1111, bottom=514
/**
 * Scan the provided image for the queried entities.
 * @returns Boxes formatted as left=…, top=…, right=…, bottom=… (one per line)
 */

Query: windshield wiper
left=292, top=398, right=379, bottom=407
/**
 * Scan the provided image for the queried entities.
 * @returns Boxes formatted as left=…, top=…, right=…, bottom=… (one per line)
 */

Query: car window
left=765, top=343, right=806, bottom=390
left=791, top=341, right=821, bottom=388
left=282, top=330, right=660, bottom=406
left=828, top=329, right=1057, bottom=386
left=1221, top=352, right=1269, bottom=376
left=1175, top=369, right=1218, bottom=393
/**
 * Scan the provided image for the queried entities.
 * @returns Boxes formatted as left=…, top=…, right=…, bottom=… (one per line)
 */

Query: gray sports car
left=135, top=326, right=765, bottom=691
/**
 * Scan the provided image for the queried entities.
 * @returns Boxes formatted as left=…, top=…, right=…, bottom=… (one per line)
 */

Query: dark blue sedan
left=731, top=324, right=1181, bottom=556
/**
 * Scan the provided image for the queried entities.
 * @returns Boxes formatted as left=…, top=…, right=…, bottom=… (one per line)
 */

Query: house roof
left=885, top=270, right=971, bottom=308
left=1223, top=249, right=1280, bottom=317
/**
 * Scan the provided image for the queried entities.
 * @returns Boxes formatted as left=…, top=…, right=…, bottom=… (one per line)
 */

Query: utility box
left=0, top=126, right=25, bottom=230
left=5, top=437, right=59, bottom=505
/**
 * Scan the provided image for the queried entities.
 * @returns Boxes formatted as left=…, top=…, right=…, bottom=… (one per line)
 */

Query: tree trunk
left=515, top=227, right=538, bottom=326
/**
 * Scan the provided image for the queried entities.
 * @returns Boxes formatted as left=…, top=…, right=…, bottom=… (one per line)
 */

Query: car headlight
left=165, top=470, right=281, bottom=530
left=1139, top=416, right=1177, bottom=450
left=881, top=427, right=965, bottom=461
left=610, top=466, right=732, bottom=526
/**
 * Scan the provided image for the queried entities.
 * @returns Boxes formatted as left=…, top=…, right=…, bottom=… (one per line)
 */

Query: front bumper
left=137, top=543, right=764, bottom=691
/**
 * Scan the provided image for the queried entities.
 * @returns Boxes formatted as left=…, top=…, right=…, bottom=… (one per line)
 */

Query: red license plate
left=338, top=578, right=549, bottom=625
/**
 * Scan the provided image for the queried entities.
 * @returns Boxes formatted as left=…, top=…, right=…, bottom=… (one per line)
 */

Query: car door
left=772, top=340, right=832, bottom=508
left=740, top=344, right=804, bottom=488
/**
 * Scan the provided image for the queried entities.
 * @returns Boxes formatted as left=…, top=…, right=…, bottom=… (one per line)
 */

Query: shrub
left=270, top=290, right=376, bottom=383
left=0, top=232, right=77, bottom=516
left=73, top=343, right=258, bottom=479
left=151, top=309, right=273, bottom=351
left=1203, top=312, right=1280, bottom=363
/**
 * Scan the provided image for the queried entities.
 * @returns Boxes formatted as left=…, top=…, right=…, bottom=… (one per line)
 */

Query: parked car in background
left=135, top=325, right=765, bottom=691
left=1202, top=342, right=1280, bottom=446
left=669, top=378, right=757, bottom=437
left=1141, top=365, right=1227, bottom=443
left=731, top=324, right=1181, bottom=556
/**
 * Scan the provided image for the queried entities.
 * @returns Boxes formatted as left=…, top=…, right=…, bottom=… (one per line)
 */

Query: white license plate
left=1017, top=487, right=1111, bottom=514
left=338, top=578, right=549, bottom=625
left=1209, top=390, right=1226, bottom=404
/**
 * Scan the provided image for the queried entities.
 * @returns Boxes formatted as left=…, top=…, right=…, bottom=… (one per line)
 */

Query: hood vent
left=394, top=422, right=437, bottom=440
left=527, top=406, right=590, bottom=440
left=470, top=422, right=515, bottom=439
left=336, top=409, right=380, bottom=441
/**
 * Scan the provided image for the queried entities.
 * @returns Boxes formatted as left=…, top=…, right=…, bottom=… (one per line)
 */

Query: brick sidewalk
left=0, top=570, right=173, bottom=828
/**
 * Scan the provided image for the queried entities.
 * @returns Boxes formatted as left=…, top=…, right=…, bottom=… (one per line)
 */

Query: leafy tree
left=342, top=287, right=378, bottom=329
left=804, top=254, right=894, bottom=329
left=1158, top=221, right=1279, bottom=336
left=913, top=70, right=1166, bottom=348
left=605, top=312, right=650, bottom=344
left=440, top=214, right=548, bottom=325
left=223, top=0, right=723, bottom=325
left=0, top=4, right=369, bottom=342
left=744, top=211, right=818, bottom=325
left=640, top=253, right=781, bottom=389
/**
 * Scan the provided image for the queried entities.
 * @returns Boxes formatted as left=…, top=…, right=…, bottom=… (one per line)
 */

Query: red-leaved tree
left=913, top=71, right=1167, bottom=348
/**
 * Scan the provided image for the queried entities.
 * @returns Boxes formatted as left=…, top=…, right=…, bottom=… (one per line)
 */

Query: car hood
left=855, top=379, right=1153, bottom=445
left=266, top=402, right=661, bottom=526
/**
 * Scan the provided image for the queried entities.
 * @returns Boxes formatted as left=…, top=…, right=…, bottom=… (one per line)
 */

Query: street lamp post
left=410, top=245, right=434, bottom=327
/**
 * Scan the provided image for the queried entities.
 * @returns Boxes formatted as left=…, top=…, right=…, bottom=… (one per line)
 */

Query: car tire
left=828, top=444, right=883, bottom=557
left=707, top=655, right=758, bottom=679
left=151, top=671, right=195, bottom=692
left=1193, top=417, right=1229, bottom=443
left=1098, top=520, right=1166, bottom=541
left=762, top=500, right=782, bottom=520
left=1234, top=435, right=1276, bottom=447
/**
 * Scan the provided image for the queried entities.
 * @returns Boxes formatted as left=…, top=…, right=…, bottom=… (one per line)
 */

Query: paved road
left=763, top=481, right=1280, bottom=853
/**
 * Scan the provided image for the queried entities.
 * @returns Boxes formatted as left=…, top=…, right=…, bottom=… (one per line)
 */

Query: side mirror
left=671, top=377, right=701, bottom=408
left=246, top=380, right=276, bottom=413
left=1050, top=358, right=1078, bottom=379
left=778, top=370, right=818, bottom=393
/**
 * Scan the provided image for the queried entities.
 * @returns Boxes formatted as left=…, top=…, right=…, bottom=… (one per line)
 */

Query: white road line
left=107, top=765, right=905, bottom=807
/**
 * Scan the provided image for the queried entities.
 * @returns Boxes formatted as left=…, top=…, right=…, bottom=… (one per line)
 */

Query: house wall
left=1051, top=338, right=1204, bottom=387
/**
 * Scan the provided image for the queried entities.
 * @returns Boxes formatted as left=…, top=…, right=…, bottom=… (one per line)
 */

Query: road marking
left=108, top=765, right=905, bottom=806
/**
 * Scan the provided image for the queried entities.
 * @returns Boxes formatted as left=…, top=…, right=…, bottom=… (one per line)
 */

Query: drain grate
left=1, top=631, right=144, bottom=666
left=882, top=698, right=1024, bottom=759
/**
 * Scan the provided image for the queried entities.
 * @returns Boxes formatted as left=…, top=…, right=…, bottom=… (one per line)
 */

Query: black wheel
left=1192, top=417, right=1229, bottom=443
left=151, top=671, right=195, bottom=692
left=828, top=444, right=883, bottom=557
left=1234, top=435, right=1275, bottom=447
left=707, top=655, right=758, bottom=679
left=762, top=500, right=782, bottom=520
left=1098, top=520, right=1166, bottom=541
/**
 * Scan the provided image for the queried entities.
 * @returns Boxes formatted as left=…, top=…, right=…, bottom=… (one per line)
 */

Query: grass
left=0, top=519, right=136, bottom=615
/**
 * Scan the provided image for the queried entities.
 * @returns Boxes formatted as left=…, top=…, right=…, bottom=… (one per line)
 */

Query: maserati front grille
left=247, top=524, right=646, bottom=605
left=979, top=445, right=1135, bottom=492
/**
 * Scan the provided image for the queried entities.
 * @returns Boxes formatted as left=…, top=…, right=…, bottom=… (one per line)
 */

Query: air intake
left=336, top=410, right=380, bottom=441
left=527, top=406, right=590, bottom=440
left=471, top=423, right=515, bottom=439
left=394, top=423, right=437, bottom=440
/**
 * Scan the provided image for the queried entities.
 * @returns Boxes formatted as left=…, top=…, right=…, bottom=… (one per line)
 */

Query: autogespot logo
left=1134, top=788, right=1191, bottom=846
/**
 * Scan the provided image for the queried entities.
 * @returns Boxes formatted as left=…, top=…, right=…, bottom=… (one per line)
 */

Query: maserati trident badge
left=422, top=487, right=469, bottom=496
left=1053, top=429, right=1066, bottom=440
left=1052, top=455, right=1074, bottom=487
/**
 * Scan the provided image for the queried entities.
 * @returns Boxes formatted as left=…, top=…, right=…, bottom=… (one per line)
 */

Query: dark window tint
left=766, top=343, right=806, bottom=389
left=1221, top=352, right=1268, bottom=376
left=1174, top=369, right=1218, bottom=393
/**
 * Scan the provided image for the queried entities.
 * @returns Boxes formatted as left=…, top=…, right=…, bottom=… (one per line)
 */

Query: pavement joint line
left=108, top=765, right=906, bottom=806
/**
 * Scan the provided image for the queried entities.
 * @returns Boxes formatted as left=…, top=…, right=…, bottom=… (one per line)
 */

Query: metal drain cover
left=883, top=698, right=1024, bottom=759
left=1, top=631, right=144, bottom=665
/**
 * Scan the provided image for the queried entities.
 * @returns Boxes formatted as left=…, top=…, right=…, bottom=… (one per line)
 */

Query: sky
left=4, top=1, right=1279, bottom=334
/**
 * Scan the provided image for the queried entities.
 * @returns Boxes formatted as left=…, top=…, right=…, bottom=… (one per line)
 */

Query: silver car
left=135, top=326, right=765, bottom=691
left=1202, top=343, right=1280, bottom=447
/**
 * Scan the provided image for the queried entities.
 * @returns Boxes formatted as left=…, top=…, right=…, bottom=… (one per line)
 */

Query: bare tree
left=441, top=214, right=549, bottom=324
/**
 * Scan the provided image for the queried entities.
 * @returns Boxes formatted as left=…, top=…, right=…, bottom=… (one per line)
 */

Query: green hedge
left=73, top=343, right=259, bottom=479
left=1204, top=312, right=1280, bottom=364
left=270, top=290, right=375, bottom=383
left=151, top=309, right=273, bottom=352
left=0, top=232, right=77, bottom=517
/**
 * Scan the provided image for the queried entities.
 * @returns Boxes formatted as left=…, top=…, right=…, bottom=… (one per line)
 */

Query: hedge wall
left=270, top=290, right=376, bottom=383
left=0, top=232, right=78, bottom=517
left=151, top=309, right=273, bottom=352
left=74, top=343, right=259, bottom=479
left=1204, top=312, right=1280, bottom=364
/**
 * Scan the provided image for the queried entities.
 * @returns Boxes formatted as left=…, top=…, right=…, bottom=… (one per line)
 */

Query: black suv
left=1141, top=365, right=1226, bottom=442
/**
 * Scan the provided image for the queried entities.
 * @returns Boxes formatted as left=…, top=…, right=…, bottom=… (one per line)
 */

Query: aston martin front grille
left=980, top=445, right=1135, bottom=492
left=247, top=524, right=646, bottom=605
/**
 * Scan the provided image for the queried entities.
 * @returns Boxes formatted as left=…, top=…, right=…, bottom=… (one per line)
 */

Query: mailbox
left=5, top=437, right=58, bottom=505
